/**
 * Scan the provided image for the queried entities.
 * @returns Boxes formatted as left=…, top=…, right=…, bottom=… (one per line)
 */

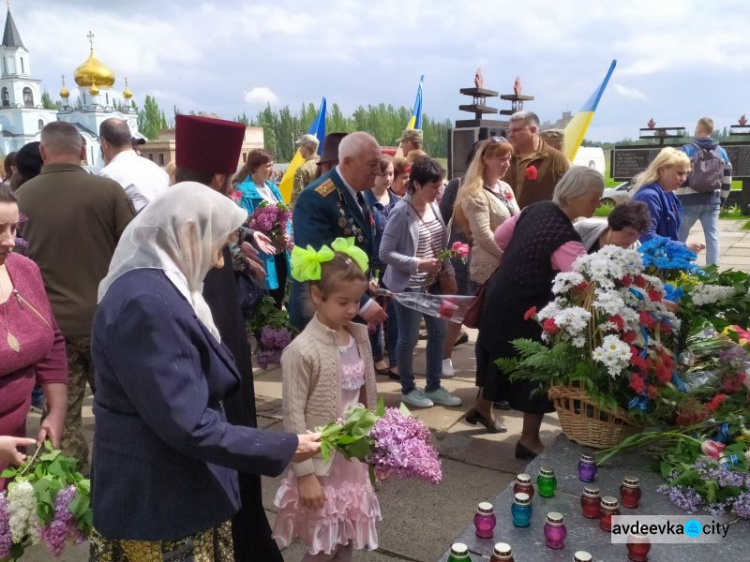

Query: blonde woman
left=631, top=147, right=705, bottom=253
left=453, top=137, right=519, bottom=432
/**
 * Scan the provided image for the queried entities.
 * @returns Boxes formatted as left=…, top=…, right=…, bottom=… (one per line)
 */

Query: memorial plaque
left=612, top=143, right=750, bottom=180
left=611, top=146, right=663, bottom=180
left=724, top=145, right=750, bottom=178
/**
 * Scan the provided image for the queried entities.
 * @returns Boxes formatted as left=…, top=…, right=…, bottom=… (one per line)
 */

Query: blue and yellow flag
left=280, top=97, right=326, bottom=203
left=406, top=75, right=424, bottom=131
left=563, top=60, right=616, bottom=161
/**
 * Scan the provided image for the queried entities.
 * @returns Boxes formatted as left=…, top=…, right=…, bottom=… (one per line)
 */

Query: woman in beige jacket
left=453, top=137, right=520, bottom=432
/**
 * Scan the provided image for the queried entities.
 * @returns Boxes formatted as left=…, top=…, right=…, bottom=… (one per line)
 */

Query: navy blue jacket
left=91, top=268, right=298, bottom=541
left=288, top=168, right=375, bottom=329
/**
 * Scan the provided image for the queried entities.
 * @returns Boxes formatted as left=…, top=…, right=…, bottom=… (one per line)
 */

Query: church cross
left=87, top=31, right=95, bottom=52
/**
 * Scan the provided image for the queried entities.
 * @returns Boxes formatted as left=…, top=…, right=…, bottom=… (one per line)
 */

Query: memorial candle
left=620, top=476, right=642, bottom=508
left=626, top=533, right=651, bottom=561
left=578, top=453, right=598, bottom=482
left=599, top=496, right=620, bottom=531
left=447, top=543, right=470, bottom=562
left=490, top=543, right=514, bottom=562
left=513, top=473, right=535, bottom=499
left=580, top=485, right=601, bottom=519
left=511, top=493, right=532, bottom=527
left=543, top=512, right=567, bottom=550
left=474, top=502, right=496, bottom=538
left=536, top=467, right=557, bottom=497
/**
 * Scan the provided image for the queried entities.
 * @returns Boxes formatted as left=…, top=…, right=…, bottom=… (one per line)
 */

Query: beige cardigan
left=280, top=314, right=378, bottom=477
left=463, top=182, right=519, bottom=283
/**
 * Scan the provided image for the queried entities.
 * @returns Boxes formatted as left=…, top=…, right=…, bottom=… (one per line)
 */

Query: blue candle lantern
left=511, top=493, right=532, bottom=527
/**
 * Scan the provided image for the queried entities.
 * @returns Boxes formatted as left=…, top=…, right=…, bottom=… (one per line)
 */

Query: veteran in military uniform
left=288, top=131, right=388, bottom=329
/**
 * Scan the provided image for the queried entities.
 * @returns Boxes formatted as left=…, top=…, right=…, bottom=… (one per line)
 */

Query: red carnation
left=524, top=306, right=538, bottom=321
left=573, top=281, right=590, bottom=294
left=638, top=311, right=655, bottom=329
left=705, top=393, right=728, bottom=412
left=634, top=275, right=646, bottom=288
left=610, top=314, right=625, bottom=330
left=657, top=364, right=672, bottom=384
left=542, top=317, right=558, bottom=333
left=504, top=190, right=514, bottom=201
left=524, top=165, right=538, bottom=180
left=629, top=373, right=646, bottom=394
left=622, top=331, right=636, bottom=344
left=647, top=385, right=659, bottom=399
left=648, top=289, right=663, bottom=302
left=621, top=275, right=632, bottom=287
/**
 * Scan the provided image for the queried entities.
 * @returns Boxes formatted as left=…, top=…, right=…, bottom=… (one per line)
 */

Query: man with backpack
left=677, top=117, right=732, bottom=265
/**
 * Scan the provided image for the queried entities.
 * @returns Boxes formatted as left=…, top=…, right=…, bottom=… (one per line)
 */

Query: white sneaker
left=425, top=386, right=463, bottom=407
left=402, top=388, right=434, bottom=408
left=442, top=358, right=455, bottom=378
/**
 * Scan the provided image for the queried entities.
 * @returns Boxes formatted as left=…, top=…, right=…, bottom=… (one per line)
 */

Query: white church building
left=0, top=8, right=142, bottom=168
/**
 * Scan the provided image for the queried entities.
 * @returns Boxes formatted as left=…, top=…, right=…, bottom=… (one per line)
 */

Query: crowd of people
left=0, top=110, right=725, bottom=561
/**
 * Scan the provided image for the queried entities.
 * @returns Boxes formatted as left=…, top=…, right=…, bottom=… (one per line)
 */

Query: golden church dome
left=75, top=53, right=115, bottom=87
left=59, top=75, right=69, bottom=99
left=89, top=83, right=99, bottom=95
left=74, top=32, right=115, bottom=87
left=122, top=77, right=133, bottom=100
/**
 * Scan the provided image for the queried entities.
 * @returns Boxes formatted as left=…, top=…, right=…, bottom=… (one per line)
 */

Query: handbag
left=462, top=281, right=487, bottom=329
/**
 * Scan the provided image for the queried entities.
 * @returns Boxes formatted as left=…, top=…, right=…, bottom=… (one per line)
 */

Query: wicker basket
left=548, top=384, right=642, bottom=449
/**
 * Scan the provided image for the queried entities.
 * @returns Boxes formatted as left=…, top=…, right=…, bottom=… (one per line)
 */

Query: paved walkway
left=24, top=219, right=750, bottom=562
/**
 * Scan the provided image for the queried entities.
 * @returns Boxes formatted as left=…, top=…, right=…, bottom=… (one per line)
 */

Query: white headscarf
left=98, top=181, right=248, bottom=342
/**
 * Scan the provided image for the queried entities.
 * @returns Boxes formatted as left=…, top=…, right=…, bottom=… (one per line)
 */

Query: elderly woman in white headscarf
left=89, top=182, right=320, bottom=561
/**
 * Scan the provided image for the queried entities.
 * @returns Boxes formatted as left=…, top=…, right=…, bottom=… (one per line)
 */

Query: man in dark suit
left=288, top=131, right=388, bottom=329
left=173, top=114, right=282, bottom=562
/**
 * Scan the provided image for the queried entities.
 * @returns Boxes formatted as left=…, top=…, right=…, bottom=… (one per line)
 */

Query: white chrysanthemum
left=555, top=307, right=592, bottom=335
left=593, top=289, right=626, bottom=316
left=8, top=480, right=36, bottom=543
left=691, top=285, right=736, bottom=306
left=592, top=334, right=630, bottom=378
left=552, top=271, right=586, bottom=295
left=571, top=336, right=587, bottom=348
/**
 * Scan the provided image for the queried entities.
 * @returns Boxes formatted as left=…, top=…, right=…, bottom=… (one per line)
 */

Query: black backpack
left=687, top=143, right=724, bottom=193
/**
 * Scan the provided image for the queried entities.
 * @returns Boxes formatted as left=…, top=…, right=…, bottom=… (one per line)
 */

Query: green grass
left=594, top=203, right=614, bottom=217
left=720, top=204, right=744, bottom=220
left=742, top=220, right=750, bottom=231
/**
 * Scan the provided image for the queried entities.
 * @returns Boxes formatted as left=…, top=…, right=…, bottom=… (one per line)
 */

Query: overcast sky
left=10, top=0, right=750, bottom=141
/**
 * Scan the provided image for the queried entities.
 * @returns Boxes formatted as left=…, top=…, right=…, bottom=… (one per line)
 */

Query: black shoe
left=454, top=332, right=470, bottom=347
left=388, top=370, right=400, bottom=381
left=465, top=408, right=507, bottom=433
left=494, top=400, right=511, bottom=410
left=374, top=364, right=390, bottom=376
left=515, top=442, right=539, bottom=460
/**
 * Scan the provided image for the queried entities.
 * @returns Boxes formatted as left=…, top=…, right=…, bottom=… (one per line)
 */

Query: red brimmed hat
left=175, top=114, right=246, bottom=175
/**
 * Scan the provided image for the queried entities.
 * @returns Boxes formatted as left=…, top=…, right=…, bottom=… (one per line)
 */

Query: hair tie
left=331, top=237, right=369, bottom=272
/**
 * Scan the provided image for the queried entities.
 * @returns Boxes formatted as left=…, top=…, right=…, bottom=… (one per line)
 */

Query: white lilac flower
left=691, top=285, right=737, bottom=306
left=552, top=272, right=586, bottom=295
left=7, top=480, right=36, bottom=543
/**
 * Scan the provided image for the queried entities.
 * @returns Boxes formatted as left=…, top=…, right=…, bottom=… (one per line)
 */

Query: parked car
left=572, top=147, right=606, bottom=175
left=601, top=181, right=632, bottom=206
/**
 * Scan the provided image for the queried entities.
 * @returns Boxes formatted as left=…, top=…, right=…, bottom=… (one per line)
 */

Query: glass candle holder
left=537, top=467, right=557, bottom=498
left=448, top=543, right=470, bottom=562
left=574, top=551, right=593, bottom=562
left=626, top=533, right=651, bottom=562
left=580, top=485, right=601, bottom=519
left=511, top=493, right=532, bottom=527
left=513, top=473, right=535, bottom=500
left=599, top=496, right=620, bottom=531
left=620, top=476, right=642, bottom=508
left=474, top=502, right=496, bottom=538
left=490, top=543, right=514, bottom=562
left=543, top=512, right=567, bottom=550
left=578, top=453, right=598, bottom=482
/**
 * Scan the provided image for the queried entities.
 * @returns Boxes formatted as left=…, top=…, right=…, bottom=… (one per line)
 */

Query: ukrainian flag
left=280, top=97, right=326, bottom=203
left=406, top=75, right=424, bottom=131
left=563, top=60, right=616, bottom=162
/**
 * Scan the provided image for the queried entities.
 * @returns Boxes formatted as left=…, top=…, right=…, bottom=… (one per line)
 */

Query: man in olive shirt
left=290, top=133, right=320, bottom=207
left=506, top=111, right=570, bottom=209
left=16, top=121, right=135, bottom=472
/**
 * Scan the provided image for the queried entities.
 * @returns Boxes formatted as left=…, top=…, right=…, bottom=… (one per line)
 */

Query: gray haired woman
left=472, top=167, right=604, bottom=457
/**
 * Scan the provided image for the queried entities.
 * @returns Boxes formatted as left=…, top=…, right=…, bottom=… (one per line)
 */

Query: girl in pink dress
left=273, top=238, right=380, bottom=561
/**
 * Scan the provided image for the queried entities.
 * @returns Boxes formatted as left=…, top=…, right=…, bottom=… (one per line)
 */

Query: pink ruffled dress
left=273, top=335, right=381, bottom=554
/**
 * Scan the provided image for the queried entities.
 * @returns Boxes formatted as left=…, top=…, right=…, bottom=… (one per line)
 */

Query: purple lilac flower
left=0, top=494, right=11, bottom=559
left=658, top=485, right=703, bottom=513
left=732, top=491, right=750, bottom=519
left=719, top=346, right=749, bottom=369
left=40, top=485, right=77, bottom=556
left=695, top=458, right=747, bottom=488
left=257, top=349, right=281, bottom=370
left=260, top=327, right=293, bottom=351
left=367, top=408, right=442, bottom=484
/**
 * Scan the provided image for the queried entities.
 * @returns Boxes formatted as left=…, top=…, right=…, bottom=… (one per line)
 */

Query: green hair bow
left=331, top=237, right=369, bottom=273
left=290, top=244, right=335, bottom=282
left=289, top=237, right=370, bottom=282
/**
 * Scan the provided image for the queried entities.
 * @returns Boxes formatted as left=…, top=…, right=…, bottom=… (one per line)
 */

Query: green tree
left=41, top=90, right=61, bottom=110
left=138, top=95, right=168, bottom=140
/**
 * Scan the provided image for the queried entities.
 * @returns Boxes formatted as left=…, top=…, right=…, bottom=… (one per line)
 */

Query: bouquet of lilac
left=318, top=400, right=442, bottom=485
left=248, top=200, right=292, bottom=242
left=257, top=325, right=293, bottom=369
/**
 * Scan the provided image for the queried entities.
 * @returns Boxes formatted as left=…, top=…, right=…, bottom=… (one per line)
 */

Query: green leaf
left=39, top=450, right=61, bottom=462
left=320, top=441, right=330, bottom=461
left=376, top=397, right=386, bottom=417
left=342, top=439, right=372, bottom=461
left=399, top=403, right=412, bottom=417
left=47, top=459, right=65, bottom=477
left=1, top=468, right=17, bottom=478
left=68, top=490, right=90, bottom=519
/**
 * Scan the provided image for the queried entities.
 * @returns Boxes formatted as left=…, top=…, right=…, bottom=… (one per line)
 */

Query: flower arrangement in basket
left=0, top=441, right=91, bottom=559
left=497, top=244, right=683, bottom=448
